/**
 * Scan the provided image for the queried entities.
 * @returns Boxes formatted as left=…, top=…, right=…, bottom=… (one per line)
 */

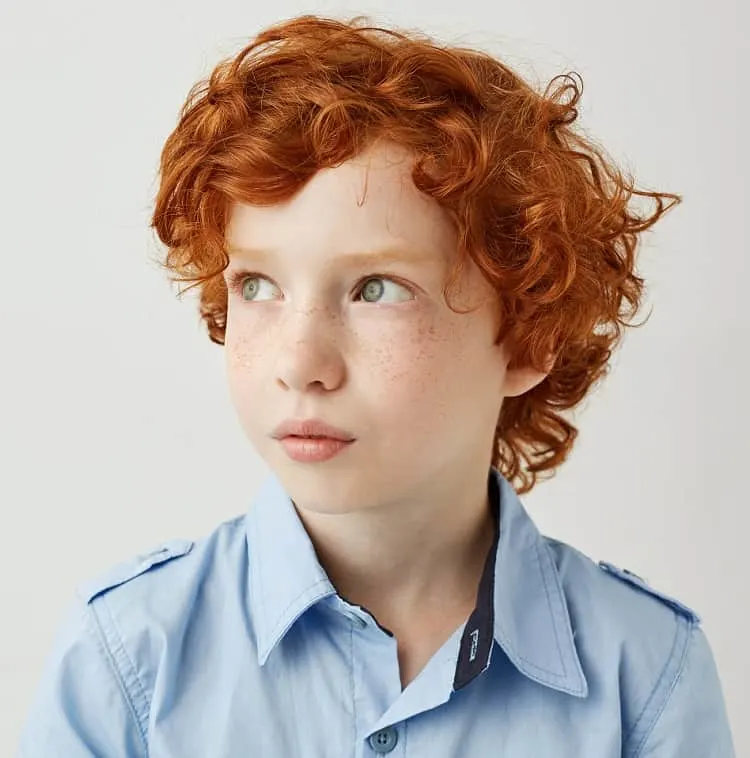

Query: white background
left=1, top=0, right=747, bottom=753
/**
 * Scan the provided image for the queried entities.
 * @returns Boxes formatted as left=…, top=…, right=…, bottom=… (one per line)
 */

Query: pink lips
left=272, top=418, right=355, bottom=442
left=272, top=418, right=356, bottom=463
left=278, top=436, right=353, bottom=462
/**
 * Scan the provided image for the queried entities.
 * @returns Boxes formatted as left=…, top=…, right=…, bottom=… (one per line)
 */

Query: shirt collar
left=246, top=467, right=588, bottom=698
left=246, top=472, right=336, bottom=667
left=454, top=469, right=588, bottom=697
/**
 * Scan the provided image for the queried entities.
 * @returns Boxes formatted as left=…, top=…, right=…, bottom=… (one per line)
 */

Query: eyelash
left=224, top=270, right=414, bottom=302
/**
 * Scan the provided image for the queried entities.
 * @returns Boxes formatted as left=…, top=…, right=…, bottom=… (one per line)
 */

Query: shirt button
left=368, top=727, right=398, bottom=753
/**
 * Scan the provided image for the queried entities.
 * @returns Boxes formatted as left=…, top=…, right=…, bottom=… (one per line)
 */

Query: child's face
left=223, top=140, right=523, bottom=513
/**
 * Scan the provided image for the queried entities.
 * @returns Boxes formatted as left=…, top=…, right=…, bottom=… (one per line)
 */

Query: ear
left=501, top=353, right=556, bottom=398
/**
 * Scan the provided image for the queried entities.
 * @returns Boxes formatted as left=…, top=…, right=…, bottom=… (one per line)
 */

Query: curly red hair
left=150, top=14, right=680, bottom=494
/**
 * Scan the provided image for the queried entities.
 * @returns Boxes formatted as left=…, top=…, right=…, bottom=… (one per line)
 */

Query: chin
left=275, top=465, right=374, bottom=515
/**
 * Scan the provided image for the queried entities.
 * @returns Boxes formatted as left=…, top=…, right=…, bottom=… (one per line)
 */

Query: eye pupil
left=242, top=278, right=259, bottom=300
left=362, top=279, right=384, bottom=302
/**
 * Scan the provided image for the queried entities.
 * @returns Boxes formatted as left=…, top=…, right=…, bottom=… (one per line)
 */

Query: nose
left=274, top=305, right=346, bottom=393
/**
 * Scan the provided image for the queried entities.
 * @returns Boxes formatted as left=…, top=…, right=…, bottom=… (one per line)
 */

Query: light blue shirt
left=19, top=468, right=735, bottom=756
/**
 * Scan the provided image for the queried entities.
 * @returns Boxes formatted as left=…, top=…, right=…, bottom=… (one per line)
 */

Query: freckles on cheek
left=225, top=303, right=277, bottom=365
left=226, top=332, right=259, bottom=372
left=369, top=321, right=447, bottom=400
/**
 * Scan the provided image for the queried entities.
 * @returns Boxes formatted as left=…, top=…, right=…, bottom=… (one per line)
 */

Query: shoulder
left=545, top=535, right=700, bottom=688
left=543, top=536, right=701, bottom=632
left=19, top=516, right=251, bottom=753
left=542, top=537, right=730, bottom=752
left=75, top=514, right=249, bottom=637
left=64, top=516, right=250, bottom=715
left=76, top=537, right=196, bottom=604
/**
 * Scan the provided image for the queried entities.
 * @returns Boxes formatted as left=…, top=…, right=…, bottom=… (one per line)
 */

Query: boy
left=18, top=14, right=735, bottom=757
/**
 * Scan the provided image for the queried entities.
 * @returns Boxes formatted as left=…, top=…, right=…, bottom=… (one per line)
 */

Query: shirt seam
left=252, top=512, right=331, bottom=657
left=264, top=579, right=332, bottom=644
left=349, top=620, right=357, bottom=757
left=533, top=540, right=568, bottom=675
left=82, top=595, right=150, bottom=757
left=623, top=613, right=694, bottom=758
left=492, top=542, right=573, bottom=683
left=249, top=510, right=268, bottom=641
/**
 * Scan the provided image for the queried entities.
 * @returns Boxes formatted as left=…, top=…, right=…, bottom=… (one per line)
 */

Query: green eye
left=360, top=278, right=385, bottom=302
left=244, top=276, right=280, bottom=301
left=226, top=271, right=279, bottom=301
left=242, top=277, right=260, bottom=300
left=355, top=277, right=413, bottom=304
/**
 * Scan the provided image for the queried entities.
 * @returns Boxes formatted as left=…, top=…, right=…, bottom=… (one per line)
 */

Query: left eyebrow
left=226, top=245, right=440, bottom=269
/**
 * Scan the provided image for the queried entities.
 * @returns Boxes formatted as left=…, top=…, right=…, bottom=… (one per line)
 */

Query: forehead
left=225, top=141, right=458, bottom=264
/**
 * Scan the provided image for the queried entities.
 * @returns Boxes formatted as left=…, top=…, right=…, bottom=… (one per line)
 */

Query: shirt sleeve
left=17, top=597, right=147, bottom=758
left=633, top=624, right=735, bottom=758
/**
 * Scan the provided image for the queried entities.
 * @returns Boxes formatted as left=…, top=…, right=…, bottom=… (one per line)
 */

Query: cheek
left=358, top=318, right=458, bottom=409
left=224, top=319, right=268, bottom=411
left=225, top=304, right=274, bottom=371
left=225, top=332, right=257, bottom=372
left=360, top=312, right=502, bottom=431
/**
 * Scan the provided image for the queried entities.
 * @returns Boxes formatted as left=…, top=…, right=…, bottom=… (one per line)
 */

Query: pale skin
left=223, top=140, right=549, bottom=689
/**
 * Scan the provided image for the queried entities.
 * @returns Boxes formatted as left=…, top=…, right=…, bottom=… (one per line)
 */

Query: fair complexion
left=223, top=140, right=548, bottom=688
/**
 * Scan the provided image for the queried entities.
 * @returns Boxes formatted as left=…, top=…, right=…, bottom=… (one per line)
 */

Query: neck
left=293, top=465, right=497, bottom=635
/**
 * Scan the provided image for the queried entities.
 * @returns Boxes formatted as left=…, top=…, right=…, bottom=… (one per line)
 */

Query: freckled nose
left=275, top=309, right=346, bottom=392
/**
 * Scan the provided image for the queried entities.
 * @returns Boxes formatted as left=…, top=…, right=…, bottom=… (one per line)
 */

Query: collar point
left=256, top=641, right=272, bottom=667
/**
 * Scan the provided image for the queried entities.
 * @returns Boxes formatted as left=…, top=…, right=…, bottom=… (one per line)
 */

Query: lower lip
left=278, top=436, right=355, bottom=462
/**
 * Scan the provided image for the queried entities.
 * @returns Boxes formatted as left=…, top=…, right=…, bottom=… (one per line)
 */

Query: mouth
left=277, top=435, right=355, bottom=463
left=271, top=418, right=356, bottom=443
left=281, top=433, right=355, bottom=443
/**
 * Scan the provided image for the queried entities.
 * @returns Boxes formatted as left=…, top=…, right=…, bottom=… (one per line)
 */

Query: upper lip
left=271, top=418, right=356, bottom=442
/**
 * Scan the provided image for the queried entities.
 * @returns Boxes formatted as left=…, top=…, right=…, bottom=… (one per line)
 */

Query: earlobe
left=501, top=351, right=556, bottom=398
left=502, top=365, right=550, bottom=398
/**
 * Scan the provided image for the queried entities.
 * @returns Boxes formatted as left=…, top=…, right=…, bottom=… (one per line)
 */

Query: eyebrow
left=226, top=245, right=439, bottom=269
